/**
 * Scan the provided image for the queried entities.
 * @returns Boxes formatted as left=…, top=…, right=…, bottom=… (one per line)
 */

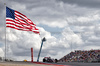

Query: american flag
left=6, top=7, right=39, bottom=34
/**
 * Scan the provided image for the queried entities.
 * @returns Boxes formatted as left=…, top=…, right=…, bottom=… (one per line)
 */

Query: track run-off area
left=0, top=61, right=100, bottom=66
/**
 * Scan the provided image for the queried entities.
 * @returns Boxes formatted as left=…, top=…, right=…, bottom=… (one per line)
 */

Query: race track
left=0, top=61, right=100, bottom=66
left=57, top=62, right=100, bottom=66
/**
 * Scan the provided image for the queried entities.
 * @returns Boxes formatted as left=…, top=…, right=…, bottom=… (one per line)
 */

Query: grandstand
left=59, top=49, right=100, bottom=63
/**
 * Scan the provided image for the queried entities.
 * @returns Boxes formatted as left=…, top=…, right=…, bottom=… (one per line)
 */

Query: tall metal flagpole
left=4, top=3, right=7, bottom=61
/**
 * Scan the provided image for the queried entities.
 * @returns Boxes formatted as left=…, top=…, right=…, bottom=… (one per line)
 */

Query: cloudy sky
left=0, top=0, right=100, bottom=61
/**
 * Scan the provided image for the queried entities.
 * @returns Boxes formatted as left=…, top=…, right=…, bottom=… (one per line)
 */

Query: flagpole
left=4, top=3, right=7, bottom=61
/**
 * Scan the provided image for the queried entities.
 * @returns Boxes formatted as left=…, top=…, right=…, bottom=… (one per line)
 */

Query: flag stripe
left=6, top=22, right=25, bottom=29
left=6, top=26, right=31, bottom=31
left=15, top=11, right=26, bottom=18
left=15, top=11, right=35, bottom=25
left=15, top=12, right=35, bottom=27
left=6, top=19, right=30, bottom=26
left=6, top=18, right=31, bottom=28
left=15, top=15, right=31, bottom=26
left=6, top=25, right=39, bottom=33
left=6, top=21, right=32, bottom=30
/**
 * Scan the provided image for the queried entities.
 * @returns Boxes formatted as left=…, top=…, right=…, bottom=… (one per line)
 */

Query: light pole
left=37, top=37, right=46, bottom=62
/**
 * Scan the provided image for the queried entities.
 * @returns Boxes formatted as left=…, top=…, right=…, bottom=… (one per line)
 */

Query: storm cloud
left=58, top=0, right=100, bottom=8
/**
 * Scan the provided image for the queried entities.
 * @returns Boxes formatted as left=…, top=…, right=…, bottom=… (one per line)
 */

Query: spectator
left=59, top=49, right=100, bottom=62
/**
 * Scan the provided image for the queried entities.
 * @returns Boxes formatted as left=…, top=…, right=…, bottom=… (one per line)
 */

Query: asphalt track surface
left=57, top=62, right=100, bottom=66
left=0, top=61, right=69, bottom=66
left=0, top=61, right=100, bottom=66
left=0, top=61, right=52, bottom=66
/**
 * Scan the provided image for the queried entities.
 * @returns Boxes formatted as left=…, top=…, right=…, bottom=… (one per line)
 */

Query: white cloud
left=0, top=48, right=4, bottom=57
left=4, top=26, right=85, bottom=61
left=83, top=46, right=100, bottom=50
left=62, top=27, right=84, bottom=45
left=67, top=13, right=100, bottom=26
left=3, top=27, right=58, bottom=61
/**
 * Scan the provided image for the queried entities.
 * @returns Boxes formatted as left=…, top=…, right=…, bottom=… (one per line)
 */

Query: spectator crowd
left=59, top=49, right=100, bottom=62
